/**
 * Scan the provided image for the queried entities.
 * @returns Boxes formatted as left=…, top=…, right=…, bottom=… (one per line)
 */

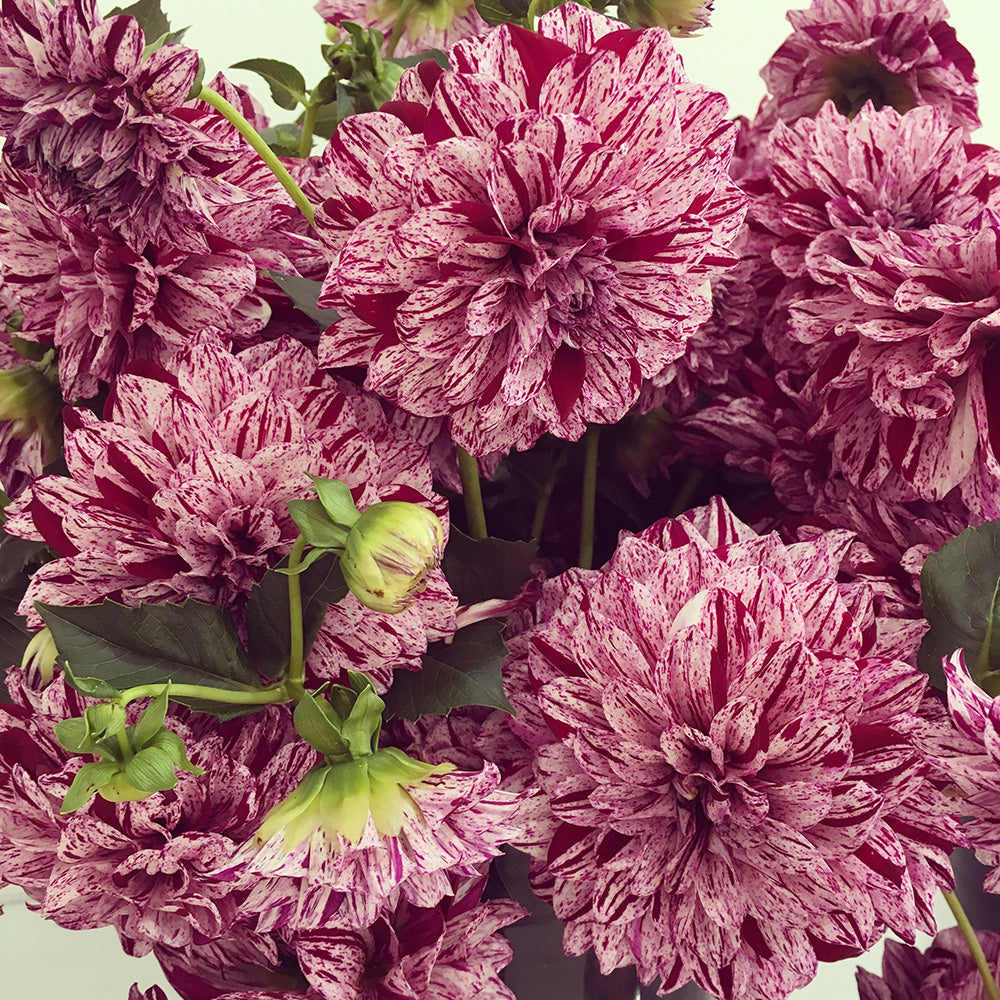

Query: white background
left=0, top=0, right=996, bottom=997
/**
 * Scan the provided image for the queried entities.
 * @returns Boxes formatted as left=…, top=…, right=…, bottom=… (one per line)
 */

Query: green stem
left=198, top=86, right=315, bottom=226
left=457, top=446, right=488, bottom=541
left=525, top=0, right=543, bottom=30
left=531, top=469, right=558, bottom=543
left=386, top=0, right=417, bottom=58
left=578, top=425, right=600, bottom=570
left=286, top=535, right=308, bottom=699
left=119, top=683, right=289, bottom=710
left=299, top=103, right=319, bottom=159
left=944, top=890, right=1000, bottom=1000
left=115, top=728, right=133, bottom=761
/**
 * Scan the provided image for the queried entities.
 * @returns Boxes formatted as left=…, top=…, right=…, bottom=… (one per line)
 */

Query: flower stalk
left=197, top=86, right=315, bottom=225
left=286, top=534, right=309, bottom=700
left=943, top=890, right=1000, bottom=1000
left=457, top=446, right=488, bottom=541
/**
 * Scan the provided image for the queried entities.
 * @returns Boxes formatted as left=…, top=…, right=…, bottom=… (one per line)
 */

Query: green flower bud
left=617, top=0, right=711, bottom=34
left=21, top=627, right=58, bottom=685
left=341, top=501, right=444, bottom=614
left=0, top=351, right=62, bottom=463
left=254, top=748, right=453, bottom=851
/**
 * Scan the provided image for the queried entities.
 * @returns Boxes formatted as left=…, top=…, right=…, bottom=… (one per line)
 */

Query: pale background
left=1, top=0, right=997, bottom=997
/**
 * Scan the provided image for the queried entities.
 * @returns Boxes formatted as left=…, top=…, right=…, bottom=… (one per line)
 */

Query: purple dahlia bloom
left=316, top=5, right=746, bottom=457
left=221, top=760, right=523, bottom=932
left=760, top=0, right=978, bottom=133
left=0, top=0, right=248, bottom=246
left=5, top=331, right=455, bottom=687
left=786, top=225, right=1000, bottom=513
left=752, top=103, right=1000, bottom=287
left=0, top=669, right=317, bottom=953
left=857, top=928, right=1000, bottom=1000
left=503, top=498, right=963, bottom=1000
left=315, top=0, right=490, bottom=58
left=155, top=878, right=524, bottom=1000
left=0, top=159, right=270, bottom=400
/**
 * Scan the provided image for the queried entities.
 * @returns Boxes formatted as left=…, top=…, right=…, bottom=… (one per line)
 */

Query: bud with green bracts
left=340, top=501, right=445, bottom=613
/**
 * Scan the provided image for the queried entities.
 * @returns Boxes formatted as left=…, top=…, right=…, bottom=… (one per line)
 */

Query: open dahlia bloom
left=5, top=330, right=455, bottom=688
left=220, top=759, right=523, bottom=931
left=316, top=0, right=489, bottom=58
left=317, top=4, right=747, bottom=457
left=759, top=0, right=978, bottom=133
left=0, top=669, right=318, bottom=955
left=786, top=224, right=1000, bottom=513
left=0, top=0, right=247, bottom=247
left=856, top=928, right=1000, bottom=1000
left=504, top=498, right=962, bottom=1000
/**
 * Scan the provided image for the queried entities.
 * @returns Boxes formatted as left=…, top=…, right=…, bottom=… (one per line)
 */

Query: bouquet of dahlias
left=5, top=1, right=1000, bottom=998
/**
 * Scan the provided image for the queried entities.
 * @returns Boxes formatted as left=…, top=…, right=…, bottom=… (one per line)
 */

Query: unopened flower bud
left=618, top=0, right=713, bottom=35
left=21, top=627, right=58, bottom=685
left=341, top=501, right=444, bottom=614
left=0, top=351, right=61, bottom=463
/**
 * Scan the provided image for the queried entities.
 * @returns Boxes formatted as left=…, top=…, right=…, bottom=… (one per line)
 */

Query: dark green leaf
left=265, top=272, right=339, bottom=329
left=383, top=619, right=513, bottom=719
left=231, top=58, right=309, bottom=111
left=919, top=522, right=1000, bottom=690
left=0, top=594, right=32, bottom=688
left=106, top=0, right=171, bottom=42
left=474, top=0, right=530, bottom=26
left=37, top=599, right=261, bottom=713
left=142, top=27, right=189, bottom=57
left=442, top=530, right=537, bottom=606
left=245, top=553, right=348, bottom=678
left=388, top=49, right=449, bottom=70
left=309, top=99, right=343, bottom=141
left=0, top=530, right=47, bottom=592
left=259, top=126, right=302, bottom=158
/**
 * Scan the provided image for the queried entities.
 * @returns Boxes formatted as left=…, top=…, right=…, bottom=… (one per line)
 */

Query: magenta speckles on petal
left=503, top=498, right=963, bottom=1000
left=315, top=6, right=746, bottom=457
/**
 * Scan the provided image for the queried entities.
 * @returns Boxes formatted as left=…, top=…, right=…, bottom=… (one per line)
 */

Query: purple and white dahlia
left=504, top=498, right=962, bottom=1000
left=5, top=331, right=455, bottom=687
left=857, top=928, right=1000, bottom=1000
left=759, top=0, right=978, bottom=133
left=317, top=4, right=746, bottom=456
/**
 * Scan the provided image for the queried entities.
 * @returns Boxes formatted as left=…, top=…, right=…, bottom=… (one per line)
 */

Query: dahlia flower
left=0, top=159, right=270, bottom=400
left=786, top=225, right=1000, bottom=512
left=927, top=651, right=1000, bottom=894
left=155, top=877, right=523, bottom=1000
left=317, top=4, right=746, bottom=456
left=751, top=103, right=1000, bottom=285
left=857, top=928, right=1000, bottom=1000
left=220, top=756, right=522, bottom=931
left=0, top=669, right=318, bottom=954
left=760, top=0, right=978, bottom=134
left=504, top=498, right=962, bottom=1000
left=0, top=0, right=246, bottom=246
left=4, top=331, right=455, bottom=688
left=316, top=0, right=490, bottom=58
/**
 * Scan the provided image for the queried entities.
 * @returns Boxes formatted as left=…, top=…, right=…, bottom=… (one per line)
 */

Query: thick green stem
left=578, top=425, right=600, bottom=570
left=115, top=728, right=133, bottom=761
left=286, top=535, right=308, bottom=698
left=525, top=0, right=544, bottom=30
left=198, top=86, right=315, bottom=226
left=944, top=890, right=1000, bottom=1000
left=386, top=0, right=417, bottom=58
left=119, top=683, right=289, bottom=710
left=457, top=446, right=488, bottom=541
left=299, top=103, right=319, bottom=159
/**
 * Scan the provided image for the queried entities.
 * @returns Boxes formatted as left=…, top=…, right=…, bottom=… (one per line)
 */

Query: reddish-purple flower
left=316, top=0, right=490, bottom=58
left=504, top=498, right=962, bottom=1000
left=0, top=0, right=244, bottom=246
left=857, top=928, right=1000, bottom=1000
left=5, top=331, right=454, bottom=687
left=0, top=669, right=317, bottom=954
left=316, top=5, right=746, bottom=456
left=759, top=0, right=978, bottom=133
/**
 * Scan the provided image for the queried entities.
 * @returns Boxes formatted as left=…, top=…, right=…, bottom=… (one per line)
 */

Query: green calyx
left=56, top=686, right=205, bottom=814
left=255, top=747, right=452, bottom=851
left=292, top=672, right=386, bottom=761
